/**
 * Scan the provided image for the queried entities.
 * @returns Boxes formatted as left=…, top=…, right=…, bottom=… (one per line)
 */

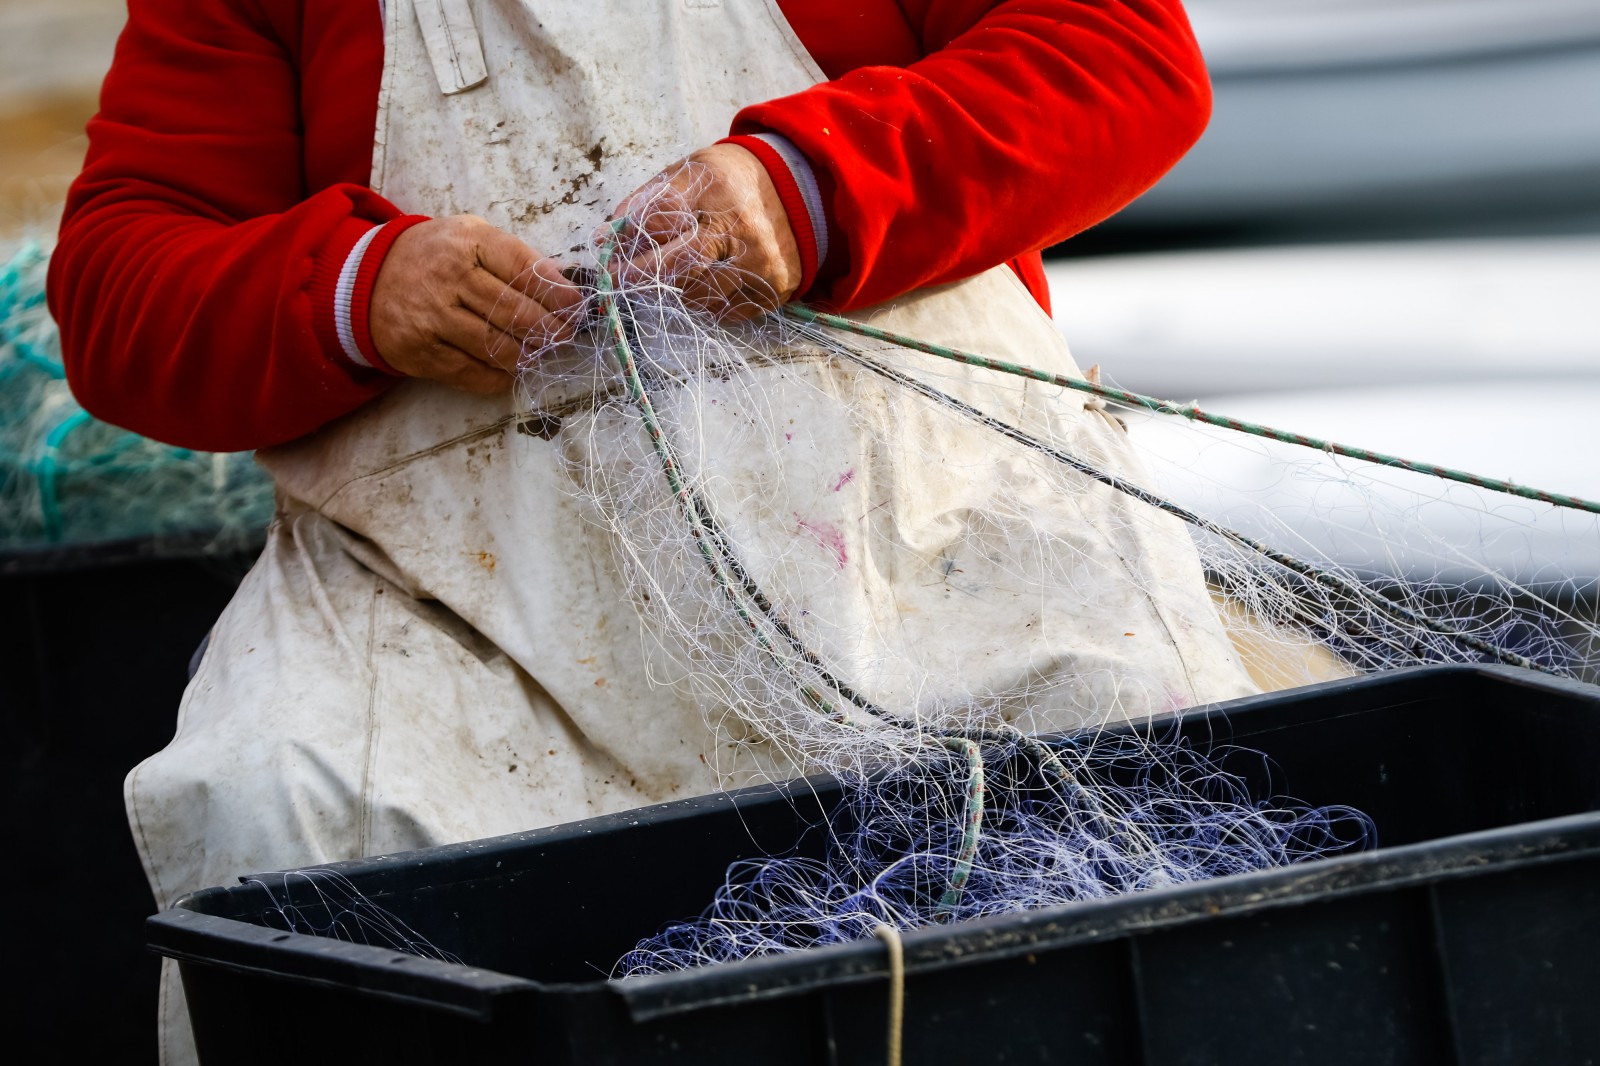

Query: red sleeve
left=47, top=0, right=400, bottom=453
left=740, top=0, right=1213, bottom=312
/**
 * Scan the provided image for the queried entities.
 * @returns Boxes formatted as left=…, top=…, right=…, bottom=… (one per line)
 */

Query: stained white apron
left=128, top=2, right=1255, bottom=1060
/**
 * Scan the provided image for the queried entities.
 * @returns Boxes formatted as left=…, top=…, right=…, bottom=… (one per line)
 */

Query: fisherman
left=51, top=2, right=1251, bottom=1060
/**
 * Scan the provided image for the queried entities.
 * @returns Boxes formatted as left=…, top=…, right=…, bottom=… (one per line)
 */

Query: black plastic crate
left=3, top=546, right=251, bottom=1064
left=149, top=665, right=1600, bottom=1065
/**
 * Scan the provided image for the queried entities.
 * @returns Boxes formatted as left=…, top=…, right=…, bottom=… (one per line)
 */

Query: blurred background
left=1, top=3, right=264, bottom=1062
left=0, top=0, right=121, bottom=238
left=2, top=0, right=1597, bottom=1059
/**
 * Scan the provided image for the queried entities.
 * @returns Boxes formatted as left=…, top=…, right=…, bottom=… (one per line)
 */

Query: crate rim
left=150, top=808, right=1600, bottom=1024
left=147, top=663, right=1600, bottom=1024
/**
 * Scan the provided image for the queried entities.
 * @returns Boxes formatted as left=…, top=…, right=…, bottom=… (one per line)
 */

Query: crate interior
left=196, top=668, right=1600, bottom=986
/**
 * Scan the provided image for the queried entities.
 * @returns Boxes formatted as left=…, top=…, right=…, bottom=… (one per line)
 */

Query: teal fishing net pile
left=0, top=241, right=274, bottom=556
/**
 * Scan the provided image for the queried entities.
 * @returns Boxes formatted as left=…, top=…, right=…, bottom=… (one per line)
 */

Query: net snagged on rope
left=494, top=181, right=1596, bottom=976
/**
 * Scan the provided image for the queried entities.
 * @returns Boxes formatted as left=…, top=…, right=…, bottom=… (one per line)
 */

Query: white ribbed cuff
left=747, top=132, right=829, bottom=270
left=334, top=223, right=384, bottom=370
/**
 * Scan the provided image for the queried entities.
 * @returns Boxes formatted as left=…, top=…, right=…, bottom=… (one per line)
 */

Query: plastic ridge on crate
left=149, top=664, right=1600, bottom=1065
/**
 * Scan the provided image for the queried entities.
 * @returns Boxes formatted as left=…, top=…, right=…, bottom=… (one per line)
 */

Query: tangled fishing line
left=482, top=166, right=1594, bottom=976
left=238, top=164, right=1598, bottom=975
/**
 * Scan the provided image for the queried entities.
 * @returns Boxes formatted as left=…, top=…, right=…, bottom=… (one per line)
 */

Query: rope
left=794, top=322, right=1551, bottom=675
left=780, top=304, right=1600, bottom=517
left=872, top=924, right=906, bottom=1066
left=591, top=233, right=1022, bottom=921
left=592, top=237, right=1559, bottom=952
left=933, top=737, right=986, bottom=919
left=34, top=408, right=90, bottom=542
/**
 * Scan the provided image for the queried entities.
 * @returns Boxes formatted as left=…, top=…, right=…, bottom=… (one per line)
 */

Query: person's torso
left=256, top=0, right=1225, bottom=799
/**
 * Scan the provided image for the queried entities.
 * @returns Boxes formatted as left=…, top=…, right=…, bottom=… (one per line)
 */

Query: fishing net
left=246, top=870, right=462, bottom=965
left=0, top=239, right=274, bottom=557
left=482, top=166, right=1598, bottom=977
left=89, top=165, right=1585, bottom=977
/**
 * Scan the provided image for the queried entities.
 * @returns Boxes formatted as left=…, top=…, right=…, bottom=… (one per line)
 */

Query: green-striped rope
left=594, top=234, right=853, bottom=725
left=592, top=252, right=1555, bottom=923
left=589, top=239, right=1060, bottom=916
left=933, top=736, right=985, bottom=919
left=780, top=305, right=1600, bottom=517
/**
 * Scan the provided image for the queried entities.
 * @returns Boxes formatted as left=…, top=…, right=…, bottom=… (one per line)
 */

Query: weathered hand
left=610, top=143, right=802, bottom=319
left=369, top=215, right=581, bottom=393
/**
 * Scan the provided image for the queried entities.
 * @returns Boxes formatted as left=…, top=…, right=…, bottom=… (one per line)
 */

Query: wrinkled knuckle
left=748, top=233, right=778, bottom=268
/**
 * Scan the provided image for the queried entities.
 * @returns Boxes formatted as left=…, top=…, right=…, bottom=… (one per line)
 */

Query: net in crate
left=150, top=665, right=1600, bottom=1065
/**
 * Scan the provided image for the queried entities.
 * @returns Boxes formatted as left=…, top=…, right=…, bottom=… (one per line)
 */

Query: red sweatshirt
left=49, top=1, right=1211, bottom=452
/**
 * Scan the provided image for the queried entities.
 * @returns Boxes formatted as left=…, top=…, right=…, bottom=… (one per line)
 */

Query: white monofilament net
left=485, top=166, right=1596, bottom=977
left=255, top=165, right=1596, bottom=976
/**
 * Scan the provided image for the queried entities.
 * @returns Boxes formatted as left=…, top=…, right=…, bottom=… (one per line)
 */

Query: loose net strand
left=793, top=326, right=1554, bottom=676
left=780, top=304, right=1600, bottom=517
left=244, top=871, right=462, bottom=964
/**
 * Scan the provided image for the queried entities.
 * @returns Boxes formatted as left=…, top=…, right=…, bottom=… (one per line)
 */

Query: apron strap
left=414, top=0, right=489, bottom=95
